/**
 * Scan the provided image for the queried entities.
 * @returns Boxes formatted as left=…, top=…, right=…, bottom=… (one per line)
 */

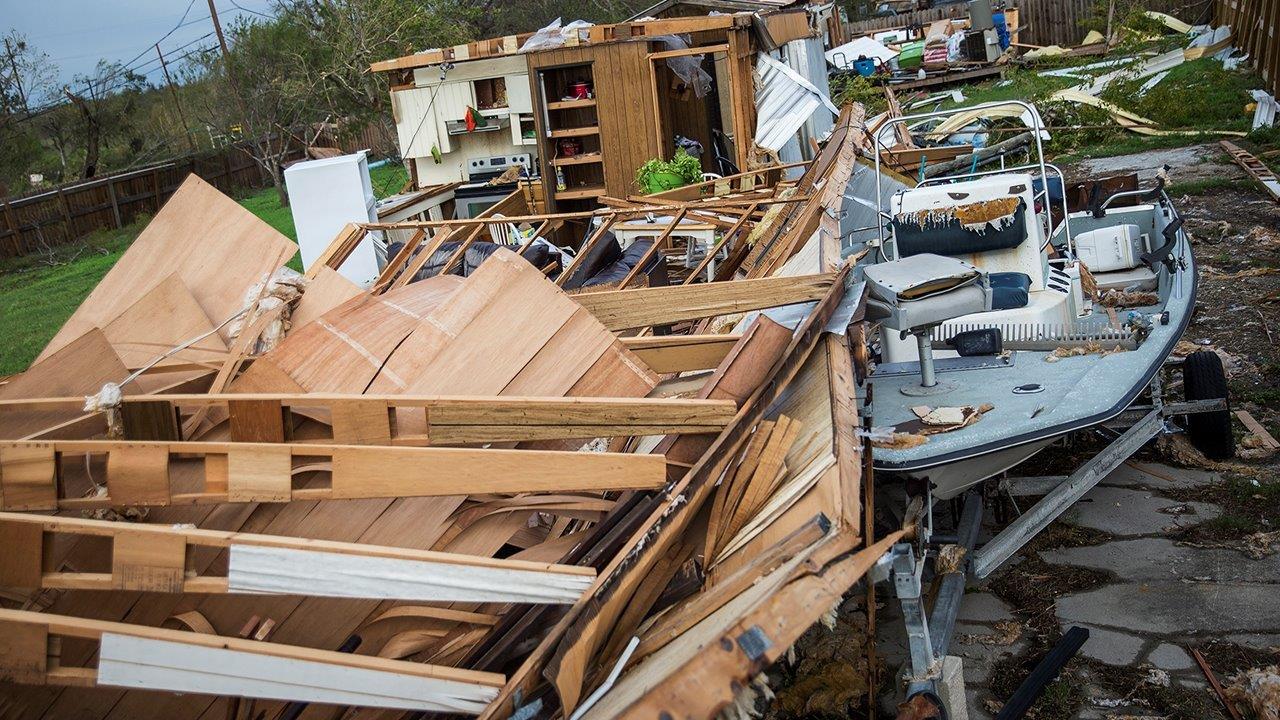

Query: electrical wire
left=16, top=0, right=259, bottom=115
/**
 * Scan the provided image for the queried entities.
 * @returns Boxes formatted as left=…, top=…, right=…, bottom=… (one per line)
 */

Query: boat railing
left=870, top=100, right=1062, bottom=259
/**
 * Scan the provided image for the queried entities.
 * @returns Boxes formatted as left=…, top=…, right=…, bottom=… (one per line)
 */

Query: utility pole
left=3, top=37, right=29, bottom=113
left=206, top=0, right=263, bottom=182
left=207, top=0, right=231, bottom=59
left=156, top=43, right=198, bottom=155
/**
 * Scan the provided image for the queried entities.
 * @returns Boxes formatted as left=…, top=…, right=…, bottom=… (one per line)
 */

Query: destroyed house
left=372, top=9, right=838, bottom=214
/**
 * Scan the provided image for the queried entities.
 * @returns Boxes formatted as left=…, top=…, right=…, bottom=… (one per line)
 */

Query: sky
left=2, top=0, right=277, bottom=93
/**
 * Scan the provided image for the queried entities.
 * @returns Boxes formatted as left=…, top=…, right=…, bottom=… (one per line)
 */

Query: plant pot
left=642, top=171, right=688, bottom=194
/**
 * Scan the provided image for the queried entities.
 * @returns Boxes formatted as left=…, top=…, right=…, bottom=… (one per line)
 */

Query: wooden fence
left=1217, top=0, right=1280, bottom=97
left=846, top=0, right=1215, bottom=48
left=1019, top=0, right=1214, bottom=46
left=0, top=120, right=395, bottom=260
left=0, top=144, right=295, bottom=259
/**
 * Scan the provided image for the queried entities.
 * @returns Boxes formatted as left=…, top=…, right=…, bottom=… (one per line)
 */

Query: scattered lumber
left=1221, top=140, right=1280, bottom=202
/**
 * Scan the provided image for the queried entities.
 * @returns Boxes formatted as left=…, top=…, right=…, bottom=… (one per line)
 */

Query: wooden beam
left=0, top=608, right=503, bottom=713
left=573, top=273, right=835, bottom=330
left=0, top=511, right=595, bottom=602
left=620, top=335, right=741, bottom=374
left=0, top=439, right=666, bottom=510
left=368, top=15, right=742, bottom=73
left=305, top=223, right=366, bottom=279
left=1, top=394, right=736, bottom=443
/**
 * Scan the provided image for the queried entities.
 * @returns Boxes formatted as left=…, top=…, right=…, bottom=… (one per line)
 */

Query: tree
left=0, top=31, right=58, bottom=190
left=191, top=15, right=324, bottom=206
left=274, top=0, right=476, bottom=155
left=63, top=61, right=147, bottom=178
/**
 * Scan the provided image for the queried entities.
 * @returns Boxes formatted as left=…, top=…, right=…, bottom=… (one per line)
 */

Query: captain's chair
left=864, top=253, right=992, bottom=395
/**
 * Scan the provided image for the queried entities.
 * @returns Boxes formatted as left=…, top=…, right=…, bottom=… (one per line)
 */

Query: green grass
left=0, top=221, right=142, bottom=376
left=1165, top=176, right=1260, bottom=196
left=0, top=161, right=412, bottom=376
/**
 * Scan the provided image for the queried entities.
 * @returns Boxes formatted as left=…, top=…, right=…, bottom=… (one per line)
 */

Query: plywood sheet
left=388, top=251, right=583, bottom=396
left=235, top=275, right=463, bottom=394
left=38, top=176, right=297, bottom=362
left=100, top=273, right=228, bottom=370
left=291, top=266, right=363, bottom=330
left=0, top=329, right=132, bottom=439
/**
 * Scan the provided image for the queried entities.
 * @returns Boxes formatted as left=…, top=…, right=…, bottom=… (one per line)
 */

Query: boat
left=848, top=101, right=1234, bottom=713
left=855, top=100, right=1229, bottom=500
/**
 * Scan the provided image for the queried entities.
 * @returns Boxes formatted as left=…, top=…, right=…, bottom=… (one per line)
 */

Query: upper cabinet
left=392, top=86, right=443, bottom=158
left=505, top=74, right=533, bottom=114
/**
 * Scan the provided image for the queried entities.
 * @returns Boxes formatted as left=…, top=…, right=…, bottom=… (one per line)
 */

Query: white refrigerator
left=284, top=152, right=383, bottom=286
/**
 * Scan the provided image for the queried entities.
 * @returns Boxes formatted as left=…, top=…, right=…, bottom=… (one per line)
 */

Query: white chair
left=487, top=213, right=522, bottom=245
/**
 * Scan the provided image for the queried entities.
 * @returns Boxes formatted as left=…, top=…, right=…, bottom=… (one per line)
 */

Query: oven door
left=455, top=193, right=508, bottom=219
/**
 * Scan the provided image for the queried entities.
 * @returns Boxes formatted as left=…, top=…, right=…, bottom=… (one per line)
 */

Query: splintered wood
left=0, top=104, right=887, bottom=720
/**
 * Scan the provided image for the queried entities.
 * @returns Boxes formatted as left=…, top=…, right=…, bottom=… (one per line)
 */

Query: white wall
left=394, top=56, right=537, bottom=188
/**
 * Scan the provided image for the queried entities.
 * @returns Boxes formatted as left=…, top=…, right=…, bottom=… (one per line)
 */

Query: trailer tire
left=1182, top=350, right=1235, bottom=460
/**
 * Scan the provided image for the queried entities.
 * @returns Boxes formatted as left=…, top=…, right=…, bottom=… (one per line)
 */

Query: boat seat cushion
left=989, top=272, right=1031, bottom=310
left=864, top=253, right=992, bottom=330
left=891, top=198, right=1028, bottom=258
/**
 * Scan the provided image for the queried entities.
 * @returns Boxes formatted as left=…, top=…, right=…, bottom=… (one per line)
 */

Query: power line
left=11, top=42, right=217, bottom=123
left=10, top=1, right=270, bottom=121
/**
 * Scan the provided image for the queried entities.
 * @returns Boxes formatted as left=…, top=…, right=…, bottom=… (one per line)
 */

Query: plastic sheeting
left=519, top=18, right=594, bottom=53
left=825, top=36, right=898, bottom=69
left=651, top=35, right=713, bottom=98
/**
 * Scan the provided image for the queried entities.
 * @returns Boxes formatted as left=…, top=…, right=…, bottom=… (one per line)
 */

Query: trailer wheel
left=1182, top=350, right=1235, bottom=460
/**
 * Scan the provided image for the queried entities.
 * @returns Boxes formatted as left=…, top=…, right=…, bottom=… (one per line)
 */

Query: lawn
left=0, top=160, right=410, bottom=376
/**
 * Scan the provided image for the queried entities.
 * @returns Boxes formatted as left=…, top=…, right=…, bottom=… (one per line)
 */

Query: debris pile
left=0, top=109, right=893, bottom=720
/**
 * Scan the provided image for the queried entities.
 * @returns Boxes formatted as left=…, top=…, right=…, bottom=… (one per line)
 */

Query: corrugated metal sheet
left=785, top=37, right=836, bottom=156
left=753, top=52, right=838, bottom=153
left=840, top=160, right=909, bottom=254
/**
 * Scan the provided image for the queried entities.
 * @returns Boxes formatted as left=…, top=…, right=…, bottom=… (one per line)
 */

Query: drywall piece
left=227, top=545, right=593, bottom=603
left=96, top=633, right=499, bottom=713
left=38, top=175, right=297, bottom=362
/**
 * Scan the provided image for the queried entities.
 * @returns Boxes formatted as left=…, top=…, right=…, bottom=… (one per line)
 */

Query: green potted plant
left=635, top=148, right=703, bottom=194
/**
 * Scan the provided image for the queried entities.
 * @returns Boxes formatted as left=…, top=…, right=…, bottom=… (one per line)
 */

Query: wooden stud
left=0, top=520, right=44, bottom=588
left=120, top=400, right=181, bottom=441
left=0, top=444, right=57, bottom=511
left=203, top=454, right=228, bottom=495
left=0, top=620, right=48, bottom=683
left=228, top=399, right=288, bottom=443
left=105, top=445, right=171, bottom=506
left=226, top=446, right=292, bottom=502
left=111, top=532, right=186, bottom=592
left=331, top=400, right=393, bottom=445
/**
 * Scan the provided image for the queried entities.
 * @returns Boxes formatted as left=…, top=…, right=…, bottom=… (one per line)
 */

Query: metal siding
left=753, top=52, right=836, bottom=153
